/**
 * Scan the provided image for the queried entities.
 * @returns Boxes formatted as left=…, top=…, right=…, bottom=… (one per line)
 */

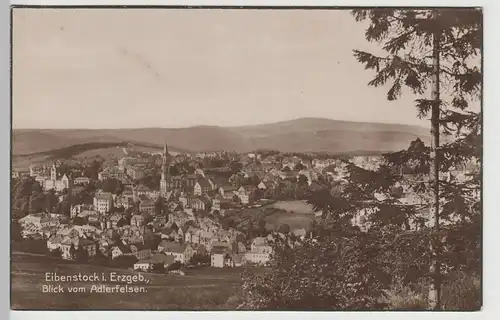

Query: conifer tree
left=352, top=8, right=481, bottom=309
left=240, top=8, right=481, bottom=311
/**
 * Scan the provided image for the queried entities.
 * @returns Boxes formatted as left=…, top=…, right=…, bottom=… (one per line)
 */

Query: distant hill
left=12, top=117, right=430, bottom=156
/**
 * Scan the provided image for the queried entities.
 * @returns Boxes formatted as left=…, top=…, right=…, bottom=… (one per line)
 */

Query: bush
left=47, top=248, right=62, bottom=259
left=382, top=271, right=481, bottom=311
left=109, top=255, right=138, bottom=268
left=12, top=239, right=48, bottom=255
left=167, top=261, right=182, bottom=271
left=441, top=271, right=481, bottom=311
left=382, top=282, right=428, bottom=310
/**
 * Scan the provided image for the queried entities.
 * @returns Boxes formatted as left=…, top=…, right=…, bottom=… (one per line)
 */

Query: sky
left=12, top=8, right=432, bottom=129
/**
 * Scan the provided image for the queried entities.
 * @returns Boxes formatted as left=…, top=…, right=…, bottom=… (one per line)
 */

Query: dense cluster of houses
left=15, top=142, right=480, bottom=273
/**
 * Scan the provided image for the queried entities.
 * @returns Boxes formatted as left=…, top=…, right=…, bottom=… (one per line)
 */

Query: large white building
left=93, top=192, right=114, bottom=214
left=37, top=164, right=73, bottom=192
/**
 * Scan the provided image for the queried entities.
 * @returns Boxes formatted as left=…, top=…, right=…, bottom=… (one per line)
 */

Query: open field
left=223, top=201, right=316, bottom=231
left=11, top=252, right=267, bottom=310
left=74, top=146, right=126, bottom=159
left=269, top=200, right=315, bottom=214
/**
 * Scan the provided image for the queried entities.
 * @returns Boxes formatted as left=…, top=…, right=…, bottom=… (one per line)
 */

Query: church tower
left=50, top=163, right=57, bottom=181
left=160, top=141, right=169, bottom=196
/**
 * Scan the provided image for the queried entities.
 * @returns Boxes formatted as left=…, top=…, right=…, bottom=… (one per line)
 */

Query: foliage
left=241, top=233, right=390, bottom=310
left=277, top=224, right=291, bottom=234
left=72, top=216, right=86, bottom=226
left=110, top=255, right=138, bottom=268
left=151, top=262, right=165, bottom=273
left=240, top=8, right=481, bottom=310
left=95, top=178, right=124, bottom=195
left=440, top=271, right=480, bottom=310
left=11, top=219, right=23, bottom=241
left=189, top=253, right=211, bottom=265
left=48, top=248, right=62, bottom=259
left=12, top=239, right=48, bottom=254
left=167, top=261, right=183, bottom=271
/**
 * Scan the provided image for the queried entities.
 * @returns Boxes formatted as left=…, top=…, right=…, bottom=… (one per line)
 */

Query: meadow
left=268, top=200, right=315, bottom=214
left=11, top=253, right=266, bottom=310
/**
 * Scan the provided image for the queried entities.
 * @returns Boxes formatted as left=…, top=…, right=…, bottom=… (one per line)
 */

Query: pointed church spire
left=160, top=138, right=169, bottom=197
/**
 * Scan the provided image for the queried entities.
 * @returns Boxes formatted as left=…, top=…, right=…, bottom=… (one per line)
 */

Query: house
left=257, top=181, right=267, bottom=190
left=130, top=214, right=145, bottom=227
left=29, top=164, right=46, bottom=177
left=243, top=251, right=271, bottom=265
left=159, top=241, right=195, bottom=264
left=134, top=185, right=154, bottom=198
left=211, top=248, right=234, bottom=268
left=73, top=176, right=91, bottom=185
left=184, top=174, right=198, bottom=190
left=70, top=185, right=85, bottom=196
left=59, top=237, right=97, bottom=260
left=111, top=244, right=131, bottom=259
left=133, top=260, right=152, bottom=272
left=240, top=237, right=273, bottom=265
left=98, top=166, right=126, bottom=181
left=191, top=198, right=206, bottom=211
left=232, top=253, right=244, bottom=267
left=251, top=237, right=273, bottom=253
left=194, top=178, right=213, bottom=196
left=138, top=195, right=155, bottom=214
left=292, top=228, right=307, bottom=239
left=151, top=253, right=175, bottom=269
left=236, top=242, right=247, bottom=253
left=184, top=227, right=198, bottom=243
left=160, top=227, right=182, bottom=242
left=133, top=253, right=176, bottom=272
left=129, top=244, right=152, bottom=261
left=219, top=185, right=238, bottom=199
left=235, top=186, right=251, bottom=205
left=47, top=234, right=64, bottom=251
left=93, top=192, right=114, bottom=214
left=211, top=242, right=232, bottom=252
left=127, top=166, right=145, bottom=180
left=167, top=176, right=184, bottom=191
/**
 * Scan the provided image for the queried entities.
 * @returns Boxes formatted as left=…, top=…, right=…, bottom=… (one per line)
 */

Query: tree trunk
left=428, top=10, right=441, bottom=310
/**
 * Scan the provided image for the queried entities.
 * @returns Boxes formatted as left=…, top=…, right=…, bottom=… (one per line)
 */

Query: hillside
left=12, top=117, right=430, bottom=156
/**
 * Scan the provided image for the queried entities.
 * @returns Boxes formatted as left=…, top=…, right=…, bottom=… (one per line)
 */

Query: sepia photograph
left=10, top=6, right=482, bottom=311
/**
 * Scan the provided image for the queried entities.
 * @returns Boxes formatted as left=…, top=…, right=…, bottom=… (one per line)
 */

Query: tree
left=72, top=216, right=86, bottom=226
left=240, top=9, right=481, bottom=310
left=69, top=244, right=77, bottom=260
left=241, top=232, right=390, bottom=310
left=258, top=218, right=267, bottom=236
left=11, top=219, right=22, bottom=241
left=112, top=255, right=138, bottom=268
left=167, top=261, right=182, bottom=271
left=12, top=178, right=37, bottom=218
left=230, top=162, right=243, bottom=174
left=278, top=224, right=290, bottom=235
left=298, top=174, right=309, bottom=187
left=294, top=163, right=305, bottom=171
left=45, top=189, right=58, bottom=212
left=151, top=263, right=165, bottom=273
left=189, top=253, right=210, bottom=266
left=352, top=8, right=481, bottom=309
left=48, top=247, right=62, bottom=259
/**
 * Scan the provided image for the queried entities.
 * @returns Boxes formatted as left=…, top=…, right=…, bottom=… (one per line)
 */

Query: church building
left=37, top=163, right=73, bottom=192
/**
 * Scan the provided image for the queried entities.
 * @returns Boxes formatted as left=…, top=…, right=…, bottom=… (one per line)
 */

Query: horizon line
left=12, top=116, right=432, bottom=130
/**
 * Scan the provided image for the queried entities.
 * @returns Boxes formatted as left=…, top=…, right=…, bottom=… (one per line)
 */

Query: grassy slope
left=13, top=118, right=430, bottom=155
left=224, top=201, right=316, bottom=231
left=11, top=253, right=266, bottom=310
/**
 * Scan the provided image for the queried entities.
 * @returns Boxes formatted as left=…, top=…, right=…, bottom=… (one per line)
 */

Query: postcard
left=10, top=6, right=482, bottom=311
